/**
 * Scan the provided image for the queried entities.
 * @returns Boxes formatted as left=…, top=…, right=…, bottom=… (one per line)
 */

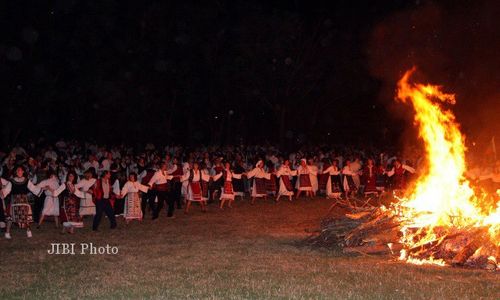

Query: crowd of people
left=0, top=138, right=498, bottom=239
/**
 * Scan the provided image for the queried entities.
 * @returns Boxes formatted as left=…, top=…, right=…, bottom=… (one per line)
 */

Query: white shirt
left=148, top=170, right=174, bottom=186
left=121, top=181, right=149, bottom=195
left=38, top=176, right=66, bottom=198
left=246, top=167, right=271, bottom=180
left=276, top=166, right=297, bottom=177
left=0, top=178, right=12, bottom=199
left=212, top=170, right=242, bottom=182
left=323, top=166, right=341, bottom=175
left=74, top=178, right=97, bottom=197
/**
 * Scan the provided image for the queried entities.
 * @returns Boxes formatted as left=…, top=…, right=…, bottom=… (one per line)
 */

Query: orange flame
left=394, top=68, right=499, bottom=267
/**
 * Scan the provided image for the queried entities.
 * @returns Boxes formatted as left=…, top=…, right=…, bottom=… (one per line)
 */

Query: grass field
left=1, top=196, right=498, bottom=299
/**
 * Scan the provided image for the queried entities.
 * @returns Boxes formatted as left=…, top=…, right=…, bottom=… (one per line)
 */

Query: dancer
left=37, top=169, right=66, bottom=228
left=4, top=166, right=42, bottom=239
left=119, top=172, right=149, bottom=223
left=362, top=159, right=378, bottom=195
left=342, top=160, right=358, bottom=198
left=0, top=177, right=12, bottom=230
left=296, top=159, right=316, bottom=198
left=212, top=162, right=243, bottom=209
left=246, top=160, right=271, bottom=204
left=275, top=160, right=297, bottom=202
left=92, top=171, right=119, bottom=231
left=323, top=159, right=342, bottom=199
left=60, top=171, right=84, bottom=233
left=75, top=168, right=97, bottom=217
left=148, top=162, right=174, bottom=219
left=182, top=162, right=211, bottom=213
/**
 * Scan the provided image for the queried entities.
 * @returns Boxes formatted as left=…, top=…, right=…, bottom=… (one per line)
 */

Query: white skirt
left=79, top=193, right=95, bottom=216
left=42, top=196, right=60, bottom=216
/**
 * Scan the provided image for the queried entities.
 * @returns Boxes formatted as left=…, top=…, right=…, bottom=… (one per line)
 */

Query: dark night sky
left=1, top=0, right=498, bottom=149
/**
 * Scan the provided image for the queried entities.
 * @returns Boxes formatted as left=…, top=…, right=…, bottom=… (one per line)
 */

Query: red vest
left=93, top=179, right=116, bottom=202
left=141, top=170, right=155, bottom=186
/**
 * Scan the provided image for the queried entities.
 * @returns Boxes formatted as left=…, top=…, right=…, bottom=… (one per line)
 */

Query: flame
left=393, top=68, right=499, bottom=267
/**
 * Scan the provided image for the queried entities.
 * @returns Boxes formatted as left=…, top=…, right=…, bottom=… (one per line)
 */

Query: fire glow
left=394, top=68, right=499, bottom=268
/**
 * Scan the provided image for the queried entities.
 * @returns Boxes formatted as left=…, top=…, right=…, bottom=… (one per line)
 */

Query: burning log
left=451, top=228, right=489, bottom=265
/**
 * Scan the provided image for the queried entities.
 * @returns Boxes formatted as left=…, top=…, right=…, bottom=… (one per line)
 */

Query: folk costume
left=323, top=165, right=342, bottom=199
left=246, top=161, right=271, bottom=203
left=0, top=178, right=12, bottom=229
left=182, top=169, right=211, bottom=202
left=362, top=164, right=378, bottom=194
left=275, top=164, right=297, bottom=201
left=4, top=176, right=42, bottom=238
left=148, top=169, right=174, bottom=218
left=212, top=168, right=242, bottom=208
left=74, top=177, right=97, bottom=216
left=342, top=164, right=358, bottom=196
left=120, top=180, right=149, bottom=221
left=296, top=161, right=316, bottom=192
left=92, top=177, right=119, bottom=230
left=37, top=175, right=66, bottom=227
left=61, top=181, right=84, bottom=230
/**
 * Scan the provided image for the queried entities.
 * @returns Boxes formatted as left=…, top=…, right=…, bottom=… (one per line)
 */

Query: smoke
left=367, top=0, right=500, bottom=154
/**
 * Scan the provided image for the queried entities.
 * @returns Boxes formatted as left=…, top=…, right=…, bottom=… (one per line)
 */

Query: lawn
left=1, top=196, right=498, bottom=299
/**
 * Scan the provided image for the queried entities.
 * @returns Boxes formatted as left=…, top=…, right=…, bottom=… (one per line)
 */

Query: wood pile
left=306, top=205, right=499, bottom=271
left=306, top=207, right=402, bottom=255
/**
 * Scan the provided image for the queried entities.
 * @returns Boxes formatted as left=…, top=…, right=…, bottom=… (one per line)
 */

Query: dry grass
left=0, top=197, right=498, bottom=299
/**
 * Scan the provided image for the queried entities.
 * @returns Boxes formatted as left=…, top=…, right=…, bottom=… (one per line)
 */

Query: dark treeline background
left=1, top=0, right=497, bottom=150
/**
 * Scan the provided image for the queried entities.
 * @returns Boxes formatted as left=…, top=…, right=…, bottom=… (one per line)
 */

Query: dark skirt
left=266, top=174, right=277, bottom=193
left=254, top=178, right=267, bottom=195
left=61, top=194, right=83, bottom=227
left=232, top=178, right=245, bottom=193
left=8, top=194, right=33, bottom=228
left=330, top=175, right=342, bottom=193
left=344, top=175, right=357, bottom=192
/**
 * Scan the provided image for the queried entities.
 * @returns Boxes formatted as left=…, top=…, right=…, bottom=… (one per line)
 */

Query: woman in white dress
left=74, top=169, right=97, bottom=217
left=119, top=172, right=149, bottom=223
left=323, top=159, right=342, bottom=199
left=212, top=162, right=243, bottom=209
left=342, top=160, right=358, bottom=199
left=308, top=158, right=319, bottom=196
left=181, top=162, right=211, bottom=213
left=296, top=159, right=316, bottom=198
left=275, top=160, right=297, bottom=202
left=37, top=169, right=66, bottom=228
left=246, top=160, right=271, bottom=204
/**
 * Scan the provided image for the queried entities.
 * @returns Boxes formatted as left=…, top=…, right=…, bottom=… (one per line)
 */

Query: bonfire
left=308, top=68, right=499, bottom=271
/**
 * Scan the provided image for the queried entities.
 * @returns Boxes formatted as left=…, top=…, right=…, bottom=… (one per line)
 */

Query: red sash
left=299, top=174, right=312, bottom=187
